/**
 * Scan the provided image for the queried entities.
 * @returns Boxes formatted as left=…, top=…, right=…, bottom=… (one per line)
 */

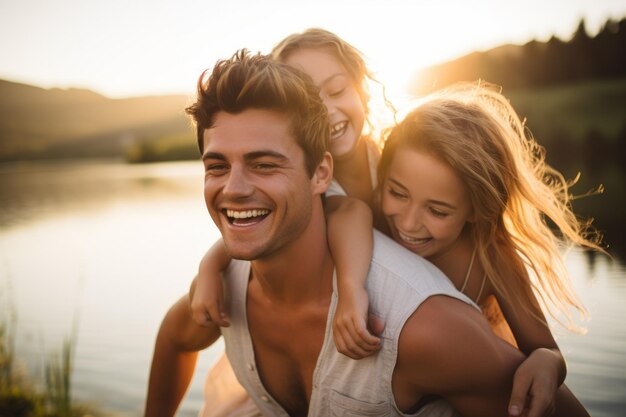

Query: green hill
left=507, top=77, right=626, bottom=146
left=409, top=18, right=626, bottom=95
left=1, top=16, right=624, bottom=164
left=0, top=79, right=196, bottom=161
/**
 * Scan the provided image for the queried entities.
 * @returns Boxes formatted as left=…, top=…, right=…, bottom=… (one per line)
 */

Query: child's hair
left=271, top=28, right=395, bottom=140
left=186, top=49, right=329, bottom=177
left=378, top=82, right=603, bottom=330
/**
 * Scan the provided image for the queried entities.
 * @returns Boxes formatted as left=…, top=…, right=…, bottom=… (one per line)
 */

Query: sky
left=1, top=0, right=625, bottom=99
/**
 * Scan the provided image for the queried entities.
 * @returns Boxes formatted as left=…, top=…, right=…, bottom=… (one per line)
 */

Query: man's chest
left=247, top=303, right=328, bottom=416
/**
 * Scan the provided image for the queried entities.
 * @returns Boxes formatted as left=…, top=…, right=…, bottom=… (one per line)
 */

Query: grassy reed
left=0, top=314, right=104, bottom=417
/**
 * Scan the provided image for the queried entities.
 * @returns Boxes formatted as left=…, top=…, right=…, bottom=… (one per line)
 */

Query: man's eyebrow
left=202, top=150, right=289, bottom=162
left=244, top=150, right=289, bottom=162
left=201, top=151, right=226, bottom=162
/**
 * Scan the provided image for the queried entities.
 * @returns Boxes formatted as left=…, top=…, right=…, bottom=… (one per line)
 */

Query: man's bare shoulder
left=162, top=294, right=222, bottom=351
left=396, top=295, right=524, bottom=395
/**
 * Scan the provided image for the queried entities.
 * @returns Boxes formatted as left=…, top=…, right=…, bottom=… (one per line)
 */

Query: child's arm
left=326, top=195, right=381, bottom=359
left=189, top=239, right=232, bottom=327
left=496, top=280, right=567, bottom=417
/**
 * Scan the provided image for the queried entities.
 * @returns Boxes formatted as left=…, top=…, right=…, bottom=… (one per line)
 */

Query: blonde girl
left=372, top=83, right=601, bottom=416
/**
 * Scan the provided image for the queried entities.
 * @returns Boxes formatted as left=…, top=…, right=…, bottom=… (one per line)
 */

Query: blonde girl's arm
left=189, top=239, right=232, bottom=327
left=326, top=195, right=381, bottom=359
left=495, top=276, right=567, bottom=417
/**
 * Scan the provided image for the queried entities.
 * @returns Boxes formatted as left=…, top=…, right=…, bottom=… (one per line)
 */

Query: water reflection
left=557, top=253, right=626, bottom=417
left=0, top=159, right=221, bottom=416
left=0, top=160, right=624, bottom=417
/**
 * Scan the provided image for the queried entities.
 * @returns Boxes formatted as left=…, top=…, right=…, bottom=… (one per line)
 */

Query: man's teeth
left=226, top=209, right=269, bottom=219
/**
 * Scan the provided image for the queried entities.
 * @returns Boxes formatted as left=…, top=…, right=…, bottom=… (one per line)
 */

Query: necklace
left=460, top=247, right=486, bottom=303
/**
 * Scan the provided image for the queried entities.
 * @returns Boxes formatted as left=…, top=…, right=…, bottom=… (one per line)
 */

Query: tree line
left=410, top=17, right=626, bottom=94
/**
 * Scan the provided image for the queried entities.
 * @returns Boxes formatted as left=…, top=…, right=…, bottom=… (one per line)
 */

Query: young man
left=145, top=50, right=588, bottom=417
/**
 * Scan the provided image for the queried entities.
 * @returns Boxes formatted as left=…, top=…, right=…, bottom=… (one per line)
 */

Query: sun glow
left=329, top=2, right=533, bottom=117
left=0, top=0, right=624, bottom=98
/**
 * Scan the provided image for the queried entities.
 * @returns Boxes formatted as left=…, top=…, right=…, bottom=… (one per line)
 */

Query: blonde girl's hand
left=332, top=285, right=381, bottom=359
left=189, top=272, right=230, bottom=328
left=508, top=348, right=564, bottom=417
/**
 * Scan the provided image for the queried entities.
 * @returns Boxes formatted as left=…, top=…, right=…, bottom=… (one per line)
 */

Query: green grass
left=125, top=130, right=198, bottom=163
left=0, top=311, right=106, bottom=417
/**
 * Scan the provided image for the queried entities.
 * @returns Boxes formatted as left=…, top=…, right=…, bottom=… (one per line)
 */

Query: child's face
left=283, top=47, right=366, bottom=159
left=382, top=147, right=473, bottom=261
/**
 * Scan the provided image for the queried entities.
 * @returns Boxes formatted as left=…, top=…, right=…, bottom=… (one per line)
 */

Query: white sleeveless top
left=219, top=231, right=478, bottom=416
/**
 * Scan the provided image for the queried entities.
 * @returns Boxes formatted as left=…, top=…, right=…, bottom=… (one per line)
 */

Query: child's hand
left=189, top=273, right=230, bottom=328
left=508, top=348, right=562, bottom=417
left=332, top=286, right=381, bottom=359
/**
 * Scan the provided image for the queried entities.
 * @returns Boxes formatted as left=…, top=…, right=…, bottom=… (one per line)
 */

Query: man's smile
left=224, top=208, right=271, bottom=225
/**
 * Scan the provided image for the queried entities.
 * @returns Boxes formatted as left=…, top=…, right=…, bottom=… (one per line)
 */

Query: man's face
left=202, top=109, right=318, bottom=260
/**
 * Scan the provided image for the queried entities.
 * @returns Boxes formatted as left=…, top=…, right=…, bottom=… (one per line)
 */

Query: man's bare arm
left=144, top=292, right=222, bottom=417
left=396, top=295, right=589, bottom=417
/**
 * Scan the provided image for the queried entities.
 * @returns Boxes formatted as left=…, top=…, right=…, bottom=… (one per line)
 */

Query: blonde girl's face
left=382, top=147, right=474, bottom=261
left=283, top=47, right=366, bottom=159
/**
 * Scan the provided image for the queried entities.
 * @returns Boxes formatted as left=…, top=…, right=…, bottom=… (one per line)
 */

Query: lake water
left=0, top=160, right=624, bottom=417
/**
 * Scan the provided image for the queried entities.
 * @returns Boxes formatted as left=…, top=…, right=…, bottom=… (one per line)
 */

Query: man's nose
left=222, top=165, right=254, bottom=198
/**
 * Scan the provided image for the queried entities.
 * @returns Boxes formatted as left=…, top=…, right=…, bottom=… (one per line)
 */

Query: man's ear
left=311, top=151, right=333, bottom=195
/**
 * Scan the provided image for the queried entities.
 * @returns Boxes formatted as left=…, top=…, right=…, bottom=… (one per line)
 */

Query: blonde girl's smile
left=396, top=230, right=432, bottom=246
left=382, top=147, right=473, bottom=260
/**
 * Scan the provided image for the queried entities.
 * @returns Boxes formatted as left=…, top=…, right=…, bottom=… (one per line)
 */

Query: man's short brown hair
left=186, top=49, right=330, bottom=176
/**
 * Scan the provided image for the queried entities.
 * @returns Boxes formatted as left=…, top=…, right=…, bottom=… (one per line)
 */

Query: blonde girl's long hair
left=378, top=82, right=603, bottom=330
